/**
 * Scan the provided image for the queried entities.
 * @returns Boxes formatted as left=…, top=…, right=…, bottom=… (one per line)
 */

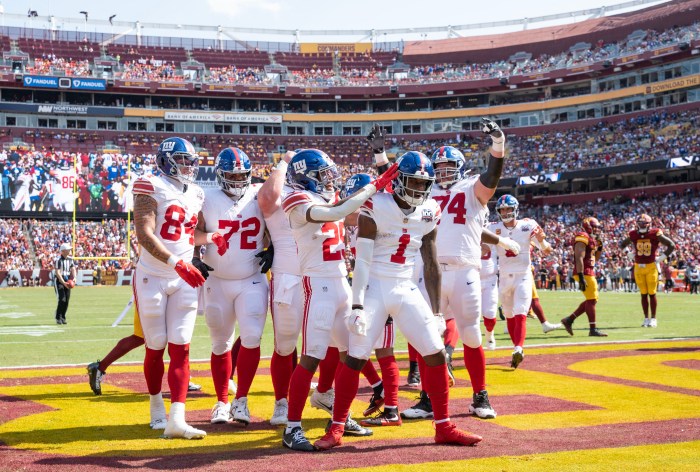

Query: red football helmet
left=636, top=213, right=652, bottom=234
left=582, top=217, right=601, bottom=236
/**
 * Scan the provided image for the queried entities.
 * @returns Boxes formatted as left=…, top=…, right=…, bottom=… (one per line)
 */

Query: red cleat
left=434, top=422, right=482, bottom=446
left=314, top=424, right=344, bottom=451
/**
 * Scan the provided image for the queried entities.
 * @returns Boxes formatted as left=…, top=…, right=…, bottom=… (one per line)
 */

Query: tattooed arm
left=133, top=194, right=173, bottom=264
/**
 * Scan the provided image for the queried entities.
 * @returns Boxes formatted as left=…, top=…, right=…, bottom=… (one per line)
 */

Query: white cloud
left=207, top=0, right=283, bottom=19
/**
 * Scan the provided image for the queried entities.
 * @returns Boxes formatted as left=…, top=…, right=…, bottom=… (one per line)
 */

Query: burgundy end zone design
left=1, top=344, right=700, bottom=472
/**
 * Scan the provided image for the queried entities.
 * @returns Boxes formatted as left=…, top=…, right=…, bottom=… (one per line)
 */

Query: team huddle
left=86, top=119, right=676, bottom=450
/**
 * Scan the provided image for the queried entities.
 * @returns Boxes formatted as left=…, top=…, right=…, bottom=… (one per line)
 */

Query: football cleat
left=314, top=423, right=344, bottom=450
left=270, top=398, right=288, bottom=426
left=336, top=415, right=373, bottom=437
left=360, top=409, right=402, bottom=427
left=210, top=401, right=230, bottom=424
left=228, top=379, right=237, bottom=395
left=188, top=381, right=202, bottom=392
left=87, top=361, right=104, bottom=395
left=642, top=318, right=650, bottom=327
left=485, top=331, right=496, bottom=351
left=510, top=349, right=524, bottom=369
left=363, top=390, right=385, bottom=417
left=561, top=316, right=575, bottom=336
left=407, top=362, right=421, bottom=387
left=163, top=421, right=207, bottom=439
left=310, top=387, right=335, bottom=415
left=230, top=397, right=251, bottom=425
left=401, top=391, right=433, bottom=419
left=649, top=318, right=657, bottom=328
left=446, top=352, right=456, bottom=387
left=434, top=422, right=482, bottom=446
left=150, top=418, right=168, bottom=430
left=469, top=390, right=497, bottom=419
left=589, top=328, right=608, bottom=337
left=283, top=426, right=315, bottom=452
left=542, top=321, right=562, bottom=333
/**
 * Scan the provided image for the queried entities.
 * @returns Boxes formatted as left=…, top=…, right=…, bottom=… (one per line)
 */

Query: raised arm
left=474, top=118, right=506, bottom=205
left=259, top=151, right=295, bottom=218
left=366, top=124, right=391, bottom=174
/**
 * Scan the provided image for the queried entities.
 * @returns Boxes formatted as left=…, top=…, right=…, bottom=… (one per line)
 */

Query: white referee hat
left=60, top=243, right=71, bottom=251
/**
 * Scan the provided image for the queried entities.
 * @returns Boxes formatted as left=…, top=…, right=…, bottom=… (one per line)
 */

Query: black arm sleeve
left=376, top=163, right=390, bottom=175
left=479, top=155, right=504, bottom=189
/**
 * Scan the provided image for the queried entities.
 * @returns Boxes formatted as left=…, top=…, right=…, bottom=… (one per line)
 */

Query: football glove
left=347, top=308, right=368, bottom=336
left=191, top=257, right=214, bottom=280
left=209, top=232, right=228, bottom=256
left=656, top=253, right=667, bottom=264
left=255, top=244, right=274, bottom=274
left=435, top=313, right=446, bottom=336
left=370, top=162, right=399, bottom=192
left=577, top=273, right=587, bottom=292
left=481, top=117, right=504, bottom=139
left=174, top=260, right=206, bottom=288
left=366, top=123, right=386, bottom=154
left=497, top=236, right=520, bottom=255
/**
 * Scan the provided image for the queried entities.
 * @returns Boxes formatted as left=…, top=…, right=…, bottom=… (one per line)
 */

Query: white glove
left=347, top=308, right=367, bottom=336
left=497, top=236, right=520, bottom=255
left=435, top=313, right=446, bottom=337
left=656, top=254, right=667, bottom=264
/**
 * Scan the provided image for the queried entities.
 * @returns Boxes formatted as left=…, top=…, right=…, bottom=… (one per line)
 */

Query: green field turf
left=0, top=286, right=699, bottom=368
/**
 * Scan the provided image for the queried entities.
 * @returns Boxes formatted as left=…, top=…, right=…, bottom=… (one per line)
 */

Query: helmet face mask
left=215, top=147, right=252, bottom=198
left=636, top=214, right=652, bottom=234
left=496, top=194, right=519, bottom=223
left=156, top=137, right=199, bottom=185
left=393, top=151, right=435, bottom=207
left=169, top=153, right=199, bottom=184
left=582, top=217, right=601, bottom=236
left=431, top=146, right=467, bottom=189
left=288, top=149, right=340, bottom=200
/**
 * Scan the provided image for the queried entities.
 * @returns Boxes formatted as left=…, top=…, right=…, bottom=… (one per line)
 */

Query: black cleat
left=407, top=361, right=421, bottom=387
left=400, top=390, right=433, bottom=419
left=561, top=316, right=574, bottom=336
left=469, top=390, right=497, bottom=419
left=87, top=361, right=104, bottom=395
left=283, top=426, right=315, bottom=451
left=363, top=388, right=385, bottom=417
left=510, top=350, right=524, bottom=369
left=589, top=328, right=608, bottom=337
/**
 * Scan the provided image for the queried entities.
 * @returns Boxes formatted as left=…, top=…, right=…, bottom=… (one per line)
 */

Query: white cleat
left=542, top=321, right=562, bottom=334
left=230, top=396, right=251, bottom=425
left=270, top=398, right=288, bottom=426
left=486, top=331, right=496, bottom=351
left=228, top=379, right=238, bottom=395
left=642, top=318, right=650, bottom=327
left=150, top=418, right=167, bottom=430
left=310, top=387, right=334, bottom=415
left=210, top=401, right=230, bottom=424
left=163, top=421, right=207, bottom=439
left=649, top=318, right=657, bottom=328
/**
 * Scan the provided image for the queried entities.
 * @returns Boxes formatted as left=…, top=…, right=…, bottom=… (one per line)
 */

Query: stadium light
left=109, top=14, right=116, bottom=25
left=27, top=9, right=38, bottom=17
left=79, top=11, right=88, bottom=21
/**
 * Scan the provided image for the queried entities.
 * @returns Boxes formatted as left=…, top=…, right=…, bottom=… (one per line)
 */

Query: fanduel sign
left=23, top=75, right=60, bottom=89
left=70, top=77, right=106, bottom=91
left=22, top=75, right=105, bottom=91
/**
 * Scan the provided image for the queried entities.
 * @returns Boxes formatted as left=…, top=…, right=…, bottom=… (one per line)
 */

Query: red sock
left=424, top=363, right=450, bottom=423
left=650, top=294, right=657, bottom=317
left=506, top=317, right=517, bottom=345
left=531, top=298, right=546, bottom=323
left=361, top=360, right=382, bottom=386
left=408, top=343, right=418, bottom=363
left=584, top=300, right=598, bottom=328
left=572, top=301, right=586, bottom=319
left=100, top=334, right=144, bottom=372
left=317, top=347, right=339, bottom=393
left=211, top=352, right=231, bottom=403
left=167, top=343, right=189, bottom=403
left=143, top=347, right=164, bottom=395
left=235, top=346, right=260, bottom=399
left=463, top=345, right=486, bottom=393
left=377, top=356, right=399, bottom=407
left=416, top=353, right=427, bottom=391
left=443, top=318, right=459, bottom=348
left=512, top=314, right=527, bottom=347
left=271, top=351, right=294, bottom=401
left=230, top=337, right=241, bottom=377
left=483, top=317, right=496, bottom=333
left=641, top=295, right=649, bottom=316
left=287, top=364, right=315, bottom=422
left=331, top=363, right=361, bottom=424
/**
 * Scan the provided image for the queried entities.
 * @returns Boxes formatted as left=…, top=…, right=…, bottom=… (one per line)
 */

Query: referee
left=54, top=243, right=76, bottom=324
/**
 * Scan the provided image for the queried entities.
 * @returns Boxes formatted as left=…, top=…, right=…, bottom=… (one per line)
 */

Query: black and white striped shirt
left=54, top=256, right=75, bottom=280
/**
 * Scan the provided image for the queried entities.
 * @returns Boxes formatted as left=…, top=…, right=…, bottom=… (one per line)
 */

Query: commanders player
left=619, top=214, right=675, bottom=327
left=132, top=137, right=227, bottom=439
left=561, top=217, right=607, bottom=337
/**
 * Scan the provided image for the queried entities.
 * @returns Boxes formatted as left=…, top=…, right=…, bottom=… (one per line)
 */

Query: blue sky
left=3, top=0, right=671, bottom=42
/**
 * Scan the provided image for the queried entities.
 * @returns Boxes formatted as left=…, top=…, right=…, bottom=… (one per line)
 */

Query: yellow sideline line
left=342, top=440, right=700, bottom=472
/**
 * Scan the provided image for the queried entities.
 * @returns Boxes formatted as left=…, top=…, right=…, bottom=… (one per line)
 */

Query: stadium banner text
left=164, top=111, right=282, bottom=123
left=0, top=269, right=134, bottom=287
left=299, top=42, right=372, bottom=54
left=0, top=102, right=123, bottom=116
left=517, top=173, right=561, bottom=185
left=22, top=75, right=106, bottom=90
left=666, top=156, right=699, bottom=168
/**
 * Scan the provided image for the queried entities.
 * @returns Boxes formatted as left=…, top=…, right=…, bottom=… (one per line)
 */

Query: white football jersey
left=480, top=244, right=498, bottom=278
left=283, top=190, right=347, bottom=278
left=53, top=168, right=77, bottom=203
left=202, top=184, right=265, bottom=280
left=264, top=185, right=301, bottom=276
left=488, top=218, right=544, bottom=274
left=360, top=192, right=441, bottom=279
left=133, top=174, right=204, bottom=277
left=431, top=176, right=488, bottom=268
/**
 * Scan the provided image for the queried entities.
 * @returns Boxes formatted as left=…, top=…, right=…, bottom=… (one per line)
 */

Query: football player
left=480, top=242, right=499, bottom=350
left=561, top=217, right=607, bottom=337
left=280, top=149, right=397, bottom=451
left=315, top=151, right=483, bottom=450
left=197, top=147, right=269, bottom=426
left=132, top=137, right=226, bottom=439
left=487, top=194, right=553, bottom=369
left=619, top=214, right=675, bottom=327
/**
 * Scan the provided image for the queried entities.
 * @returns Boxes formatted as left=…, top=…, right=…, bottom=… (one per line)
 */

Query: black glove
left=366, top=123, right=386, bottom=154
left=255, top=244, right=274, bottom=274
left=577, top=273, right=587, bottom=292
left=191, top=257, right=214, bottom=280
left=481, top=117, right=503, bottom=139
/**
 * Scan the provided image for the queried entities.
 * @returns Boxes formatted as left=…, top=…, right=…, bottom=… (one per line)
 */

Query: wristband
left=206, top=233, right=215, bottom=244
left=374, top=151, right=389, bottom=166
left=491, top=137, right=505, bottom=154
left=167, top=255, right=179, bottom=267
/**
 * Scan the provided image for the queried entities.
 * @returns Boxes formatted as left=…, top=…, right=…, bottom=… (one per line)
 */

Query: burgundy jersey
left=629, top=228, right=663, bottom=264
left=573, top=231, right=598, bottom=276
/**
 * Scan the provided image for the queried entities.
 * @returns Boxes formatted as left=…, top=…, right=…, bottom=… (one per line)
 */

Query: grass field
left=0, top=286, right=699, bottom=367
